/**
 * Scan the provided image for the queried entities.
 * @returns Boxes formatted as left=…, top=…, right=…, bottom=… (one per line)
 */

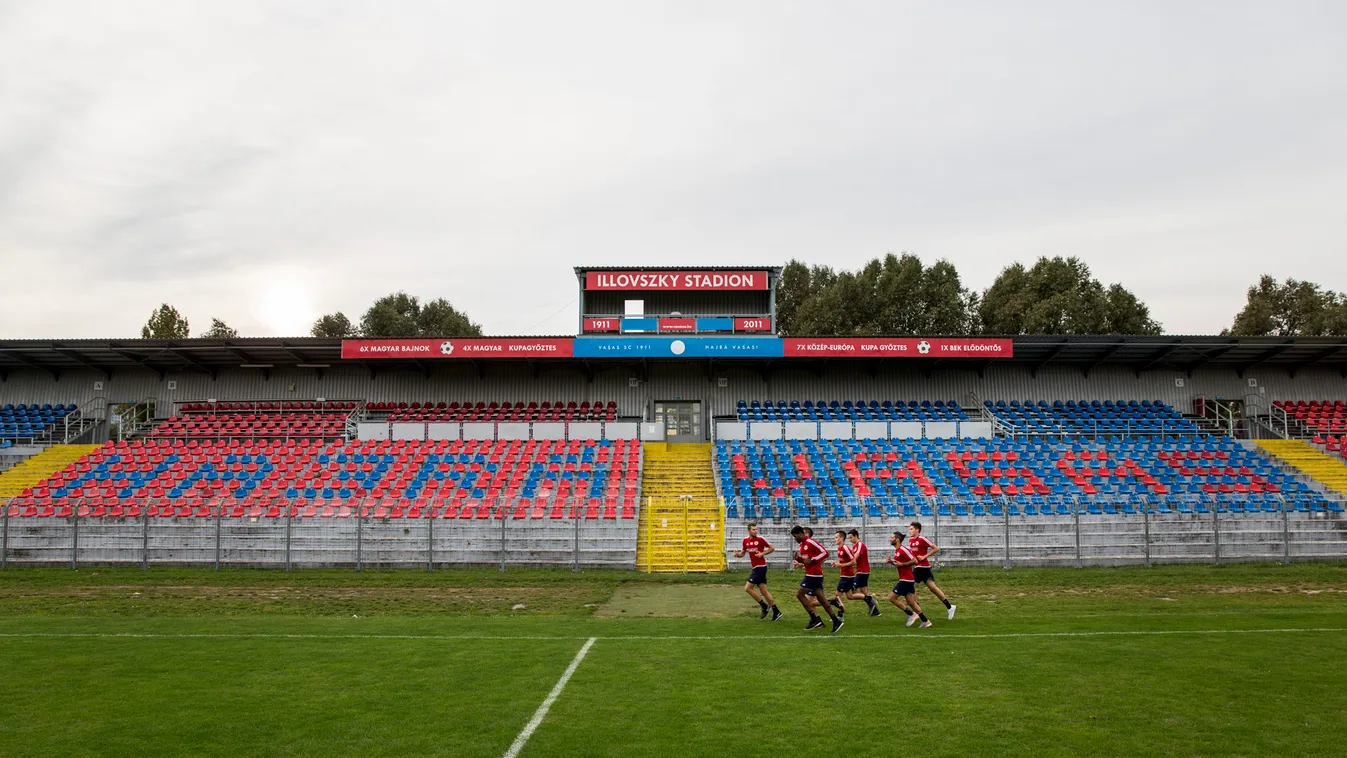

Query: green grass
left=1, top=564, right=1345, bottom=756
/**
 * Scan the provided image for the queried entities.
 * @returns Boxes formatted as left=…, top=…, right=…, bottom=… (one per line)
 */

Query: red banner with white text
left=341, top=338, right=574, bottom=359
left=584, top=270, right=768, bottom=290
left=781, top=338, right=1013, bottom=358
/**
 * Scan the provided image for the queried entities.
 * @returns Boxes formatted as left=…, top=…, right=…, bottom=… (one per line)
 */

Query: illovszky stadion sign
left=583, top=270, right=768, bottom=291
left=341, top=337, right=1012, bottom=360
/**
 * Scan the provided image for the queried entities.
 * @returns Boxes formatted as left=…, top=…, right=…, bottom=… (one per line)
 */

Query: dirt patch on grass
left=596, top=584, right=757, bottom=618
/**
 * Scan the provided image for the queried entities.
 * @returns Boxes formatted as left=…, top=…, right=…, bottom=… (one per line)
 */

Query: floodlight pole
left=1212, top=504, right=1221, bottom=565
left=285, top=507, right=292, bottom=572
left=1142, top=503, right=1151, bottom=568
left=427, top=506, right=436, bottom=572
left=214, top=504, right=222, bottom=572
left=141, top=504, right=150, bottom=571
left=1, top=503, right=8, bottom=570
left=1073, top=499, right=1082, bottom=569
left=355, top=502, right=363, bottom=572
left=71, top=501, right=80, bottom=571
left=1281, top=496, right=1291, bottom=566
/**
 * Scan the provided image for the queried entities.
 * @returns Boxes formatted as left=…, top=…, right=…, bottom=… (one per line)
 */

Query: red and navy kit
left=797, top=537, right=828, bottom=594
left=743, top=536, right=771, bottom=585
left=837, top=543, right=857, bottom=578
left=908, top=536, right=935, bottom=568
left=835, top=542, right=857, bottom=592
left=798, top=538, right=828, bottom=575
left=853, top=542, right=871, bottom=574
left=908, top=535, right=937, bottom=582
left=891, top=545, right=917, bottom=595
left=742, top=537, right=771, bottom=568
left=892, top=546, right=916, bottom=582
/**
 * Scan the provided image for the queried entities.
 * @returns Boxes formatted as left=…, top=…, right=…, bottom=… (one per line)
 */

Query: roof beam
left=1235, top=342, right=1296, bottom=377
left=162, top=348, right=218, bottom=379
left=1081, top=342, right=1128, bottom=378
left=277, top=341, right=311, bottom=363
left=50, top=344, right=113, bottom=379
left=1286, top=345, right=1347, bottom=377
left=0, top=350, right=60, bottom=379
left=1181, top=342, right=1241, bottom=375
left=1030, top=343, right=1070, bottom=378
left=1133, top=343, right=1186, bottom=376
left=107, top=348, right=169, bottom=380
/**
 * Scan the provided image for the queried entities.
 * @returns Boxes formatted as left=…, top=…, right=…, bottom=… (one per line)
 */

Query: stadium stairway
left=1255, top=439, right=1347, bottom=495
left=0, top=445, right=101, bottom=498
left=636, top=442, right=725, bottom=572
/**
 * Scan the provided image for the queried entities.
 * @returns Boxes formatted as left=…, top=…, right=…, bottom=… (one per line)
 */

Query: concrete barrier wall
left=723, top=512, right=1347, bottom=570
left=1, top=516, right=638, bottom=570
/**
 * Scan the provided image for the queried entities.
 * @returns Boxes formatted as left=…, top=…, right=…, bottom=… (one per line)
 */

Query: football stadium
left=2, top=265, right=1346, bottom=756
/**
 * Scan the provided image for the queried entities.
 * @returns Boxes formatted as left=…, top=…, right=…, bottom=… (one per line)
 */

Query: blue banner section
left=574, top=336, right=785, bottom=358
left=695, top=317, right=734, bottom=332
left=620, top=317, right=658, bottom=332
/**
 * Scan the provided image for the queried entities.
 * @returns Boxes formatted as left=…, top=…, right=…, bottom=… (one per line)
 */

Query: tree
left=776, top=254, right=978, bottom=336
left=1225, top=276, right=1347, bottom=337
left=978, top=256, right=1161, bottom=335
left=358, top=292, right=483, bottom=338
left=199, top=318, right=239, bottom=339
left=775, top=260, right=837, bottom=336
left=140, top=304, right=190, bottom=339
left=311, top=312, right=358, bottom=338
left=418, top=297, right=482, bottom=337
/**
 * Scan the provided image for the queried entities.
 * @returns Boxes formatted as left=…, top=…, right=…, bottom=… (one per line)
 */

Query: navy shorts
left=913, top=566, right=935, bottom=583
left=853, top=572, right=870, bottom=589
left=747, top=566, right=768, bottom=586
left=893, top=580, right=916, bottom=596
left=836, top=577, right=855, bottom=593
left=799, top=575, right=824, bottom=595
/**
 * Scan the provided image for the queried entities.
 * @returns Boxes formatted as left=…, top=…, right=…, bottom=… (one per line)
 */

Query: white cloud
left=2, top=0, right=1345, bottom=337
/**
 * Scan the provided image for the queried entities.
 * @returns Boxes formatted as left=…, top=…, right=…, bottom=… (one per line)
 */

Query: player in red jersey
left=732, top=523, right=781, bottom=620
left=886, top=531, right=931, bottom=628
left=908, top=522, right=956, bottom=620
left=827, top=530, right=854, bottom=618
left=844, top=529, right=881, bottom=616
left=791, top=525, right=843, bottom=633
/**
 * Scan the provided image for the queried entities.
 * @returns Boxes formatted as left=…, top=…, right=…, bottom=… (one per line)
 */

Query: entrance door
left=654, top=401, right=702, bottom=442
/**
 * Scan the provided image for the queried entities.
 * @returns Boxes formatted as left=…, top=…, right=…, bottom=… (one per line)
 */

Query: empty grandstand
left=0, top=267, right=1346, bottom=569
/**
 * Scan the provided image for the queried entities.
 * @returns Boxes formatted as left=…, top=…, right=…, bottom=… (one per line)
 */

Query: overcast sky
left=2, top=1, right=1345, bottom=339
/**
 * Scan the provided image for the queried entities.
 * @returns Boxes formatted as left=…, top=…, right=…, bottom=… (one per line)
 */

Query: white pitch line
left=0, top=628, right=1343, bottom=641
left=503, top=637, right=595, bottom=758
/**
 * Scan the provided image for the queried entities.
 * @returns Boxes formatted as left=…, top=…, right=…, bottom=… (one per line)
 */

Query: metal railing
left=1, top=496, right=640, bottom=571
left=721, top=492, right=1347, bottom=569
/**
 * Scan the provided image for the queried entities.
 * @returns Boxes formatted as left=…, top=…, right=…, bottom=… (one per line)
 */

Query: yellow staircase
left=636, top=442, right=726, bottom=572
left=1256, top=439, right=1347, bottom=495
left=0, top=444, right=101, bottom=497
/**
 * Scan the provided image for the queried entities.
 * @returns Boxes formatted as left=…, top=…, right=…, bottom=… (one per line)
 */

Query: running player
left=886, top=531, right=931, bottom=628
left=732, top=523, right=781, bottom=621
left=791, top=525, right=843, bottom=633
left=907, top=522, right=956, bottom=620
left=844, top=529, right=881, bottom=616
left=827, top=530, right=853, bottom=618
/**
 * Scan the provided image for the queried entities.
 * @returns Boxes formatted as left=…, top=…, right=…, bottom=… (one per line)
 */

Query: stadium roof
left=2, top=335, right=1346, bottom=379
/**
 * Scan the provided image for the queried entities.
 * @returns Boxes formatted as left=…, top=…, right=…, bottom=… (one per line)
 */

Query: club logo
left=670, top=339, right=686, bottom=356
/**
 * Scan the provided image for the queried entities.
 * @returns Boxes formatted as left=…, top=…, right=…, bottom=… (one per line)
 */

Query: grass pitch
left=1, top=564, right=1345, bottom=757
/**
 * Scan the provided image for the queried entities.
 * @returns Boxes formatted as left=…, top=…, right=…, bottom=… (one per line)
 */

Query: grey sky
left=2, top=1, right=1345, bottom=338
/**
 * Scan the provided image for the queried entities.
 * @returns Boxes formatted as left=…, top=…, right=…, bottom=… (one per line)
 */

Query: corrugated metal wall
left=2, top=363, right=1343, bottom=421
